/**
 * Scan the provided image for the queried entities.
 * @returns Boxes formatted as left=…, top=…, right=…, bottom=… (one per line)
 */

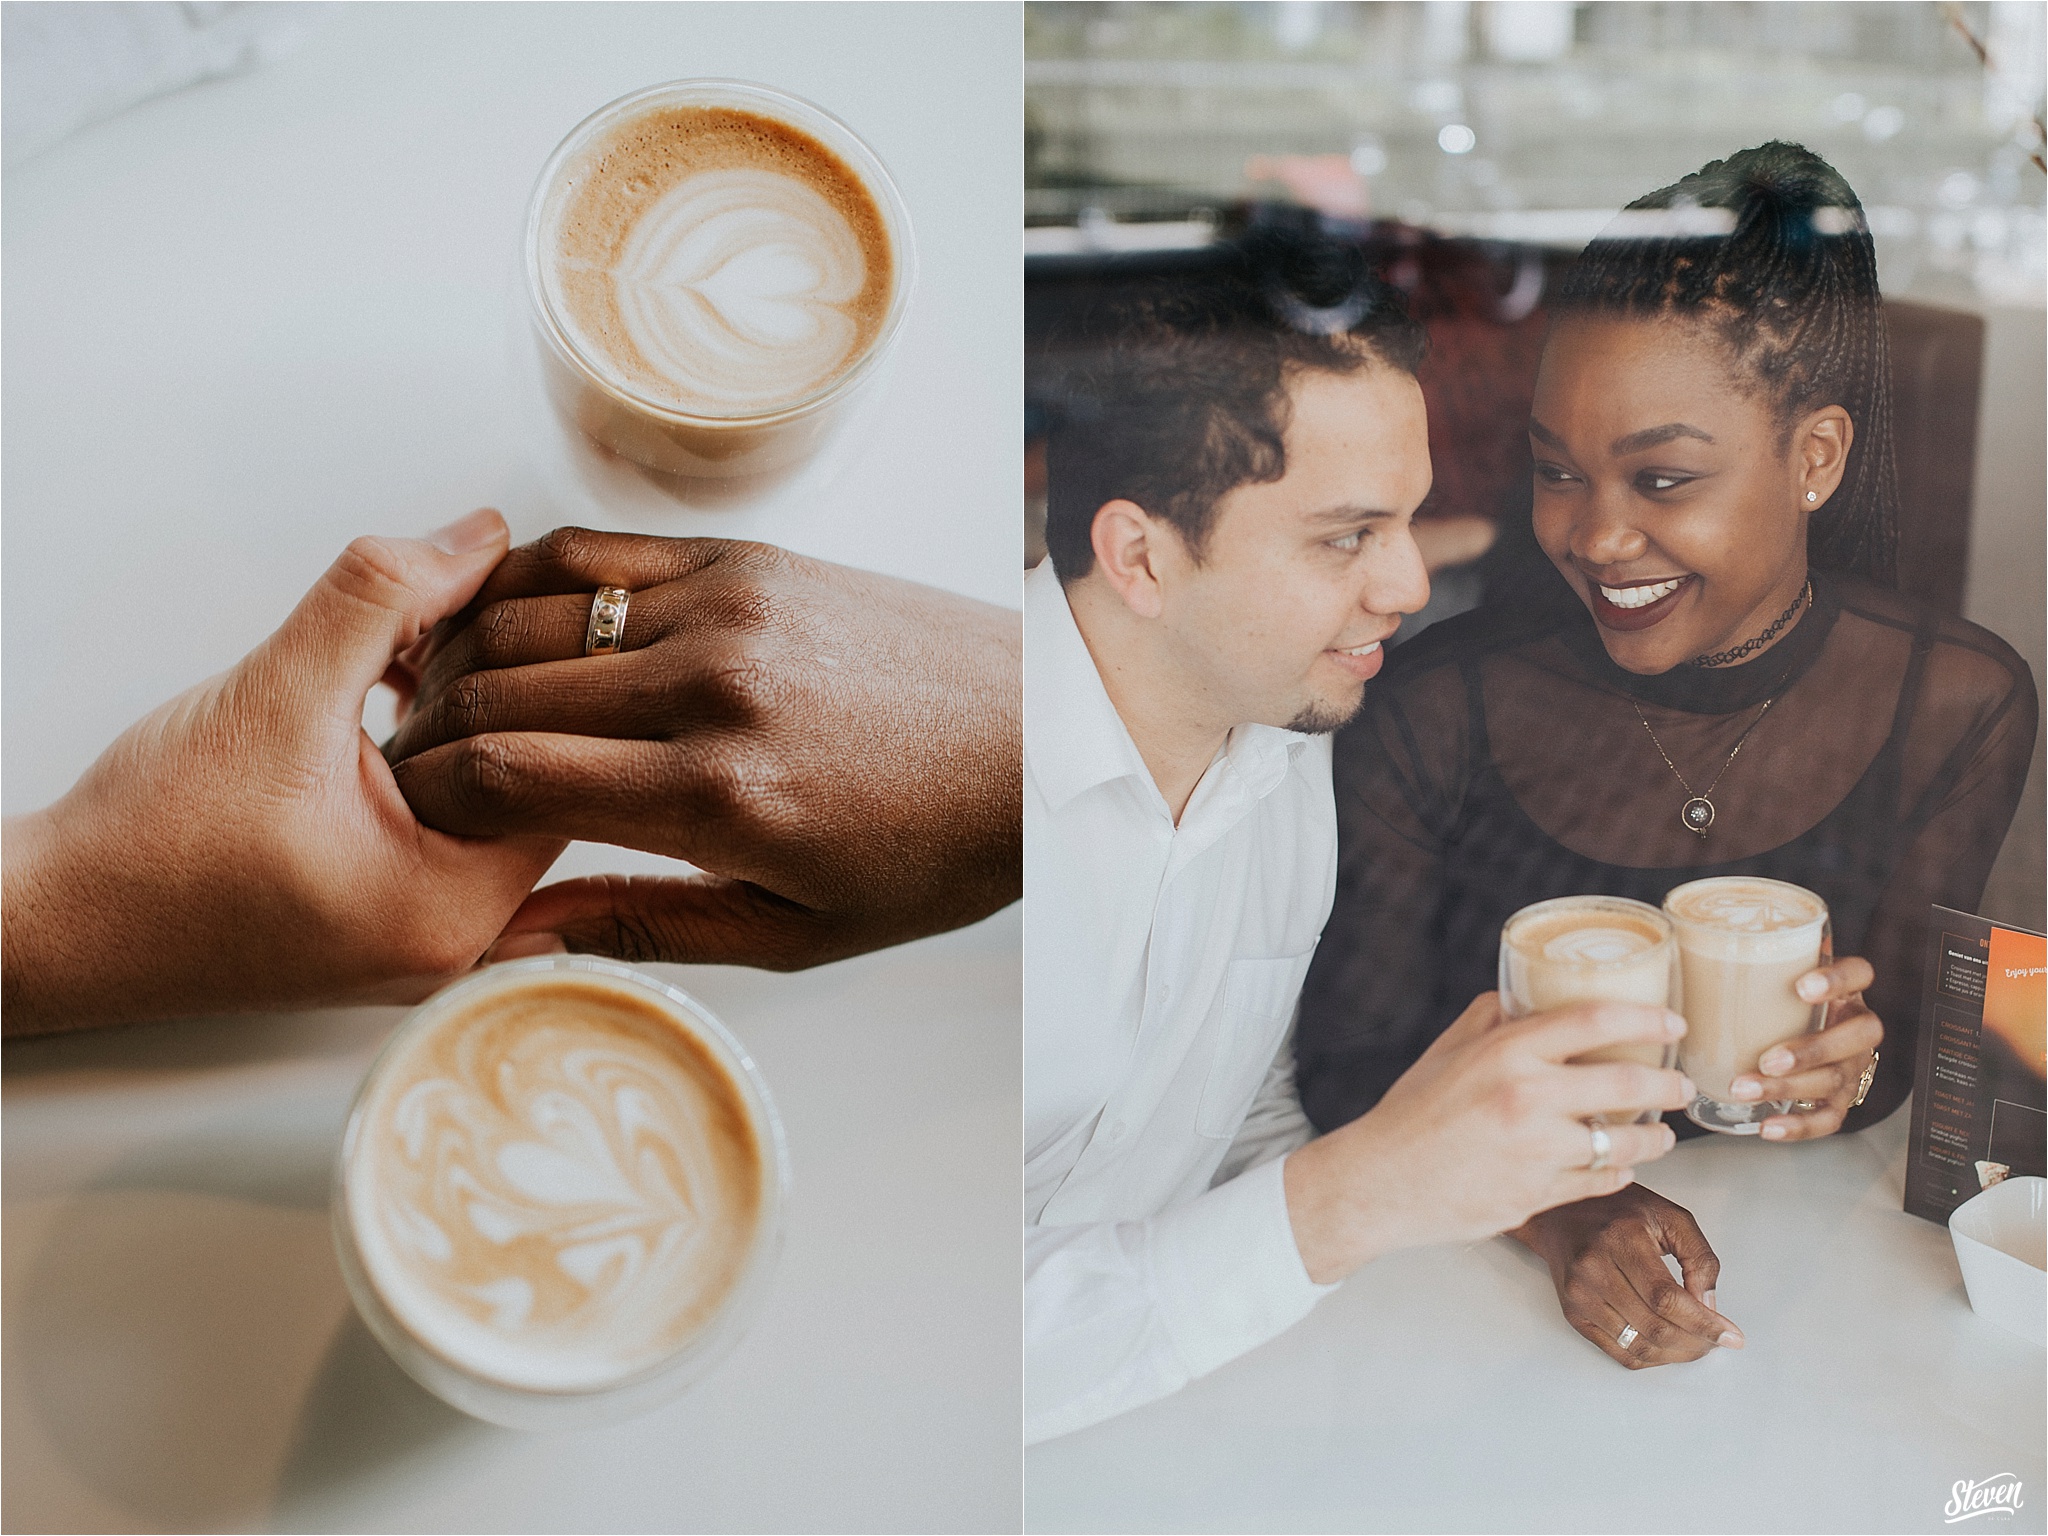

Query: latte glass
left=521, top=78, right=916, bottom=508
left=1663, top=876, right=1832, bottom=1135
left=1498, top=895, right=1681, bottom=1126
left=332, top=957, right=788, bottom=1429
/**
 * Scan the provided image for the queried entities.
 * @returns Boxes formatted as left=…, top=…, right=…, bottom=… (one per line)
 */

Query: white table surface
left=3, top=4, right=1022, bottom=1531
left=1026, top=1108, right=2047, bottom=1535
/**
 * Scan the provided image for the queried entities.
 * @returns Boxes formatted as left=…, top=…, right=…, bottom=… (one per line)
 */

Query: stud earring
left=1805, top=491, right=1818, bottom=502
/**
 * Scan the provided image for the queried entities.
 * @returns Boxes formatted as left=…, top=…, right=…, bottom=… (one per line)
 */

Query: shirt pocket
left=1195, top=952, right=1314, bottom=1139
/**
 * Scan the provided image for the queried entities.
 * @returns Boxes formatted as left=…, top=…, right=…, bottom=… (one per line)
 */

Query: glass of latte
left=332, top=957, right=788, bottom=1428
left=1662, top=876, right=1832, bottom=1135
left=1497, top=896, right=1681, bottom=1126
left=521, top=78, right=915, bottom=508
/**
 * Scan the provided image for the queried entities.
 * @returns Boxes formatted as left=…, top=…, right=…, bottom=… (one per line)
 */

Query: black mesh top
left=1295, top=571, right=2039, bottom=1138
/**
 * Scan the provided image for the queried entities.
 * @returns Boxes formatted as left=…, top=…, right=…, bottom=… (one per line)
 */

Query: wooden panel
left=1887, top=299, right=1986, bottom=617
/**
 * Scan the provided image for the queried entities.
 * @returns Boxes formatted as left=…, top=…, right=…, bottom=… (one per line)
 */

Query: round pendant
left=1682, top=796, right=1716, bottom=835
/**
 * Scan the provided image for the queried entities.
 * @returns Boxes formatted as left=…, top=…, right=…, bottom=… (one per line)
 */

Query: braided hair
left=1556, top=142, right=1899, bottom=586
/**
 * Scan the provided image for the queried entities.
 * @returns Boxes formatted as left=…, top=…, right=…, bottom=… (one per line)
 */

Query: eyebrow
left=1305, top=504, right=1400, bottom=527
left=1612, top=422, right=1715, bottom=455
left=1527, top=418, right=1716, bottom=456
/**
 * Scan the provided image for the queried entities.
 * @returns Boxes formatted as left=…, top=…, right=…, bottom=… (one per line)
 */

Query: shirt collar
left=1025, top=561, right=1311, bottom=815
left=1026, top=561, right=1151, bottom=811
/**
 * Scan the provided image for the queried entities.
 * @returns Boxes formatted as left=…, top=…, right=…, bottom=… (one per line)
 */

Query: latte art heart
left=592, top=168, right=867, bottom=412
left=543, top=105, right=893, bottom=419
left=352, top=979, right=764, bottom=1392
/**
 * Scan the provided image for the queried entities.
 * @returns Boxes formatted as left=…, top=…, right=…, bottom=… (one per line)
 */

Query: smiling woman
left=1295, top=141, right=2038, bottom=1370
left=1524, top=317, right=1838, bottom=666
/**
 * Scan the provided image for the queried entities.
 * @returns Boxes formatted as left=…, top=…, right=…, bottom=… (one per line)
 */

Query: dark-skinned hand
left=1504, top=959, right=1879, bottom=1368
left=1510, top=1183, right=1743, bottom=1369
left=384, top=527, right=1021, bottom=971
left=1732, top=954, right=1884, bottom=1140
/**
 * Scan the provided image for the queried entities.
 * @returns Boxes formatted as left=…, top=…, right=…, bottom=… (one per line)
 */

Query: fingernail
left=1759, top=1048, right=1795, bottom=1074
left=1704, top=1289, right=1717, bottom=1312
left=1761, top=1122, right=1788, bottom=1140
left=1660, top=1127, right=1676, bottom=1151
left=1679, top=1076, right=1697, bottom=1099
left=430, top=507, right=503, bottom=556
left=1665, top=1011, right=1688, bottom=1037
left=1796, top=973, right=1827, bottom=1001
left=1730, top=1078, right=1762, bottom=1101
left=484, top=932, right=567, bottom=963
left=1718, top=1330, right=1745, bottom=1349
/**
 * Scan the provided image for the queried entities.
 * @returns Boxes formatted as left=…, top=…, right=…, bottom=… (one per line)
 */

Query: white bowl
left=1949, top=1175, right=2046, bottom=1346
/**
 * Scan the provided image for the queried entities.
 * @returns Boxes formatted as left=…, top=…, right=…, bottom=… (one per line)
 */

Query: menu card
left=1904, top=906, right=2047, bottom=1224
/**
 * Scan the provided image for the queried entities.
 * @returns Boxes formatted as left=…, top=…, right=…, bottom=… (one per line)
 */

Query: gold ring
left=585, top=586, right=629, bottom=656
left=1849, top=1049, right=1879, bottom=1110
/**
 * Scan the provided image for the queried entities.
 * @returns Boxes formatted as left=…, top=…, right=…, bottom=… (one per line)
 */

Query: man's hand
left=1511, top=1184, right=1744, bottom=1367
left=1284, top=993, right=1692, bottom=1283
left=3, top=510, right=566, bottom=1034
left=385, top=528, right=1022, bottom=970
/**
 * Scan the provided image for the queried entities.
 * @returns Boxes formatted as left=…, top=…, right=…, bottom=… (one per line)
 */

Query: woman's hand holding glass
left=1730, top=954, right=1884, bottom=1141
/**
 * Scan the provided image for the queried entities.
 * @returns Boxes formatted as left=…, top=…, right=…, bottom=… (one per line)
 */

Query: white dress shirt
left=1024, top=560, right=1339, bottom=1445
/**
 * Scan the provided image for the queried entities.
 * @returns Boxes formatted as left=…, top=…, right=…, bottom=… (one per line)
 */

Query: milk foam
left=542, top=106, right=891, bottom=418
left=1666, top=878, right=1826, bottom=961
left=1539, top=924, right=1655, bottom=965
left=1507, top=904, right=1666, bottom=966
left=349, top=976, right=762, bottom=1393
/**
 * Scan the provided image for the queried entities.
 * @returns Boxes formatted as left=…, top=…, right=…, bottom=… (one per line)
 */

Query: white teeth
left=1338, top=641, right=1382, bottom=656
left=1599, top=578, right=1683, bottom=609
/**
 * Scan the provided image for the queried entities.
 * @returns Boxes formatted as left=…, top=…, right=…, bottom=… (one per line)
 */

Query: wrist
left=1283, top=1115, right=1408, bottom=1284
left=1506, top=1207, right=1562, bottom=1263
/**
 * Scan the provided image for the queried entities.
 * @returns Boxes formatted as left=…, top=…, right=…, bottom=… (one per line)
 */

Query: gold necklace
left=1632, top=697, right=1777, bottom=838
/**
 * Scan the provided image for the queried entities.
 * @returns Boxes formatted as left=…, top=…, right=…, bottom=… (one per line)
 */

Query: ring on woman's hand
left=1849, top=1048, right=1880, bottom=1109
left=1791, top=1099, right=1824, bottom=1112
left=584, top=586, right=630, bottom=656
left=1584, top=1119, right=1613, bottom=1172
left=1616, top=1323, right=1640, bottom=1350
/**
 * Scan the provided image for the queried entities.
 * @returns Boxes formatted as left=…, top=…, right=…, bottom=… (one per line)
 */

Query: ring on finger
left=1584, top=1119, right=1612, bottom=1172
left=585, top=586, right=630, bottom=657
left=1616, top=1322, right=1640, bottom=1350
left=1791, top=1099, right=1824, bottom=1112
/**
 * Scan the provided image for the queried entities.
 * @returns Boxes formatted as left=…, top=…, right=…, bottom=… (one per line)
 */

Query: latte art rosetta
left=1540, top=924, right=1656, bottom=965
left=352, top=980, right=763, bottom=1392
left=1668, top=881, right=1824, bottom=932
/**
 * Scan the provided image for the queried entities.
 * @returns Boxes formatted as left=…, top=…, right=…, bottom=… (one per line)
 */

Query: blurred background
left=1026, top=0, right=2043, bottom=299
left=1024, top=0, right=2045, bottom=930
